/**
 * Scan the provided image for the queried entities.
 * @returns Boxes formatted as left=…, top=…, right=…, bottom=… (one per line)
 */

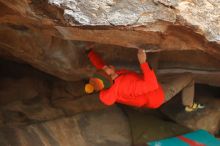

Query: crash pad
left=148, top=129, right=220, bottom=146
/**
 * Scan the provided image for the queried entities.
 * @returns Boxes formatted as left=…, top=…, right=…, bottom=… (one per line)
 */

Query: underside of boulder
left=0, top=0, right=220, bottom=85
left=0, top=0, right=220, bottom=145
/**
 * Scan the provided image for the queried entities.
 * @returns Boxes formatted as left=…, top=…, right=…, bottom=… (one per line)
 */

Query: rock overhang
left=0, top=0, right=219, bottom=85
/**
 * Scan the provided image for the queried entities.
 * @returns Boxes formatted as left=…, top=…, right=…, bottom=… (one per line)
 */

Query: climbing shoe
left=185, top=102, right=205, bottom=112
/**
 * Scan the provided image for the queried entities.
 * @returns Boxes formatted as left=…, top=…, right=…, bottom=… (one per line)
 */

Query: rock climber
left=84, top=45, right=204, bottom=112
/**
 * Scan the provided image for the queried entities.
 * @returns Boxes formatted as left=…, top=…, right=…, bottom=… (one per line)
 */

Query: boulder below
left=0, top=106, right=132, bottom=146
left=160, top=84, right=220, bottom=135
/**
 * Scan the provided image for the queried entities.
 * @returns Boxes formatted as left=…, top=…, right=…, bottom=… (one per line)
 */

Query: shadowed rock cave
left=0, top=45, right=220, bottom=146
left=1, top=0, right=220, bottom=146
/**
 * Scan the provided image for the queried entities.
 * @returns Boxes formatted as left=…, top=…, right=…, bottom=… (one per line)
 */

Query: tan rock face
left=49, top=0, right=220, bottom=42
left=0, top=0, right=220, bottom=85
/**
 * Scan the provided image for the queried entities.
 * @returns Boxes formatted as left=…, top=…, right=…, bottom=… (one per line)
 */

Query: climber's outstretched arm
left=85, top=44, right=106, bottom=69
left=137, top=49, right=159, bottom=93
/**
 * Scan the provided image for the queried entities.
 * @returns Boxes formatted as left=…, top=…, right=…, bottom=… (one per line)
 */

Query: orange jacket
left=88, top=50, right=165, bottom=108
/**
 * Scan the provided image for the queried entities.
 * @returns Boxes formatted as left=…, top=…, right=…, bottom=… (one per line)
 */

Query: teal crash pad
left=148, top=129, right=220, bottom=146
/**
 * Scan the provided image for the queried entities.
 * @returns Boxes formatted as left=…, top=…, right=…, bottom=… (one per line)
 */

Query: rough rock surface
left=49, top=0, right=220, bottom=42
left=0, top=60, right=112, bottom=128
left=0, top=0, right=220, bottom=84
left=0, top=106, right=132, bottom=146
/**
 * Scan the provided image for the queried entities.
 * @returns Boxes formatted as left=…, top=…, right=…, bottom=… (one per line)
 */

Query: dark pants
left=159, top=73, right=194, bottom=106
